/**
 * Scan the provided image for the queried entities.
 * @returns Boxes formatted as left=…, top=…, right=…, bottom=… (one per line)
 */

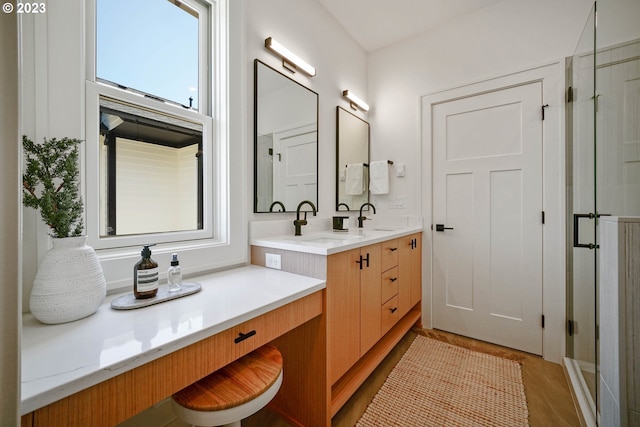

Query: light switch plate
left=395, top=163, right=406, bottom=177
left=389, top=196, right=406, bottom=209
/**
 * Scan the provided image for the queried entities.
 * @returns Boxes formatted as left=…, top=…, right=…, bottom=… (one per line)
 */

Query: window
left=96, top=0, right=204, bottom=110
left=86, top=0, right=215, bottom=251
left=22, top=0, right=242, bottom=293
left=99, top=97, right=203, bottom=237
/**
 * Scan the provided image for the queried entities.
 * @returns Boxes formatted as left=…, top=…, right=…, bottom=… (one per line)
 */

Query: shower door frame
left=565, top=2, right=598, bottom=426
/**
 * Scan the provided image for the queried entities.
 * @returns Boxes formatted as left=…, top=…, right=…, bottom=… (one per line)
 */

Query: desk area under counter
left=20, top=265, right=327, bottom=427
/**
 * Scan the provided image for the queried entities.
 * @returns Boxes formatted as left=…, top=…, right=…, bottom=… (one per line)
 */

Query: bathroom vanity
left=251, top=225, right=423, bottom=419
left=20, top=226, right=422, bottom=427
left=20, top=266, right=325, bottom=427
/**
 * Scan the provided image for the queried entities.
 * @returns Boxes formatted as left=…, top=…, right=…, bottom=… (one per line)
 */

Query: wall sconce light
left=342, top=90, right=369, bottom=112
left=265, top=37, right=316, bottom=77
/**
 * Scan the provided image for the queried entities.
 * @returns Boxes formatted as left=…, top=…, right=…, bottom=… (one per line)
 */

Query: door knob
left=435, top=224, right=454, bottom=232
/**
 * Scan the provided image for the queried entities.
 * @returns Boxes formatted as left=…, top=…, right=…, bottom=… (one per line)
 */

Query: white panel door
left=273, top=125, right=317, bottom=210
left=432, top=82, right=544, bottom=355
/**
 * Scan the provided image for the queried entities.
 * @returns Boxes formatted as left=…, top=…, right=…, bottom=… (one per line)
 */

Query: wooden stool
left=171, top=344, right=283, bottom=427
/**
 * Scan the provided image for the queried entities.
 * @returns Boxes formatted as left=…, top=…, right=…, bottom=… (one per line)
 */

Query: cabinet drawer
left=380, top=239, right=399, bottom=272
left=381, top=266, right=399, bottom=304
left=381, top=295, right=400, bottom=334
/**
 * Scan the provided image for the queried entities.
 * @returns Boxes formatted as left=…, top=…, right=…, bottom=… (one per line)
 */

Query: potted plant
left=23, top=136, right=106, bottom=324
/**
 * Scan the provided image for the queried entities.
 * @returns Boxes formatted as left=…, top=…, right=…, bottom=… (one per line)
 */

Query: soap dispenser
left=167, top=253, right=182, bottom=292
left=133, top=244, right=159, bottom=299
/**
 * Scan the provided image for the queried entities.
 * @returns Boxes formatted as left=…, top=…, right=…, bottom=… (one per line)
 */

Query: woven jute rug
left=356, top=335, right=529, bottom=426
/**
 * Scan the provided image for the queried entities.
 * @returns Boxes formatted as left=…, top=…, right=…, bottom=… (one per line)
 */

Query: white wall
left=598, top=0, right=640, bottom=49
left=245, top=0, right=368, bottom=222
left=367, top=0, right=593, bottom=217
left=0, top=12, right=21, bottom=426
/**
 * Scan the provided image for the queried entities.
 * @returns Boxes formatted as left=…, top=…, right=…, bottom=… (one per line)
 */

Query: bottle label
left=137, top=267, right=159, bottom=292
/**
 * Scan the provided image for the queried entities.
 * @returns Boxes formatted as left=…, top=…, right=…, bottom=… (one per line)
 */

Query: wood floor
left=245, top=328, right=582, bottom=427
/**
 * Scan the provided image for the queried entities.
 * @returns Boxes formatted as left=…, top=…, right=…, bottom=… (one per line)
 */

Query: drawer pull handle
left=356, top=253, right=370, bottom=270
left=234, top=330, right=256, bottom=343
left=389, top=247, right=397, bottom=252
left=390, top=307, right=398, bottom=313
left=390, top=277, right=398, bottom=282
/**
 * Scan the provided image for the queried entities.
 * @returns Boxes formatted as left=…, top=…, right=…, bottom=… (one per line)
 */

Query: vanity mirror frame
left=253, top=59, right=319, bottom=213
left=335, top=106, right=370, bottom=211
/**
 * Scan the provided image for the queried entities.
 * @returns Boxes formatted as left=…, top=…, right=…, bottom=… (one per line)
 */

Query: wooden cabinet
left=327, top=235, right=422, bottom=387
left=399, top=233, right=422, bottom=317
left=359, top=244, right=382, bottom=356
left=328, top=243, right=381, bottom=384
left=252, top=231, right=423, bottom=421
left=380, top=239, right=401, bottom=335
left=327, top=247, right=364, bottom=385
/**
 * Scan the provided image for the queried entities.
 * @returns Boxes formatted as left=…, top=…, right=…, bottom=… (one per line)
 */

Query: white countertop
left=250, top=225, right=424, bottom=255
left=21, top=265, right=326, bottom=415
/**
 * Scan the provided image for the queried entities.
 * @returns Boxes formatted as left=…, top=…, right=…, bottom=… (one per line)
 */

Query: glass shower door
left=566, top=2, right=598, bottom=424
left=568, top=2, right=640, bottom=424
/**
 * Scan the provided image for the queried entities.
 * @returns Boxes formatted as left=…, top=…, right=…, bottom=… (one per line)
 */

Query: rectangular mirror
left=336, top=106, right=370, bottom=211
left=254, top=59, right=319, bottom=213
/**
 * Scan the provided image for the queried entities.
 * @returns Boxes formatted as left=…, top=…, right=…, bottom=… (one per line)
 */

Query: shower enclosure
left=566, top=1, right=640, bottom=425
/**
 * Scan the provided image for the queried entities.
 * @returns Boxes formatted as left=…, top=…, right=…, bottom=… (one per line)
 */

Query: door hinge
left=567, top=319, right=574, bottom=336
left=541, top=314, right=545, bottom=328
left=567, top=86, right=574, bottom=103
left=541, top=104, right=549, bottom=120
left=542, top=211, right=545, bottom=224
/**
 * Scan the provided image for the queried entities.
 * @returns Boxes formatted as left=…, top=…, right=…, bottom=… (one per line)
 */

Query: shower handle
left=573, top=212, right=611, bottom=249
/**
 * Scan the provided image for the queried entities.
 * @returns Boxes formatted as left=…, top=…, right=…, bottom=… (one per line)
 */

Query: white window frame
left=85, top=85, right=215, bottom=249
left=81, top=0, right=244, bottom=291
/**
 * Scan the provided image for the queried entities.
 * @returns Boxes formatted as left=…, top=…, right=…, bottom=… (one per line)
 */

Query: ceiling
left=316, top=0, right=504, bottom=52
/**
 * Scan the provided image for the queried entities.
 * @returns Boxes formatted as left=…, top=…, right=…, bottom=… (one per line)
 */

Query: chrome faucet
left=358, top=202, right=376, bottom=228
left=269, top=201, right=285, bottom=212
left=336, top=203, right=350, bottom=211
left=294, top=200, right=317, bottom=236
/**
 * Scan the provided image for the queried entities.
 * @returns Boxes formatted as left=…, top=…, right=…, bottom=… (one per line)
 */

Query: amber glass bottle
left=133, top=245, right=159, bottom=299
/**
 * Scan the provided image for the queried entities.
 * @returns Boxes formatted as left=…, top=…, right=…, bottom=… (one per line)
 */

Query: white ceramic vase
left=30, top=236, right=106, bottom=324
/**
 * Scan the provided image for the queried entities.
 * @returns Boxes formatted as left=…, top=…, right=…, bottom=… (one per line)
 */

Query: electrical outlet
left=265, top=253, right=281, bottom=270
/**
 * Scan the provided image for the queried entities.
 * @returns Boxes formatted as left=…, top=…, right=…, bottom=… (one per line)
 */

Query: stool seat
left=172, top=344, right=283, bottom=426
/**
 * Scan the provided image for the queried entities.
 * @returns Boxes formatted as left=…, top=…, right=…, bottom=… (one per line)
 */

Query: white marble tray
left=110, top=282, right=202, bottom=310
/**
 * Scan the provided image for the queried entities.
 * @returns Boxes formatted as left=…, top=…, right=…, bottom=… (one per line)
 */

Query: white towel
left=369, top=161, right=389, bottom=194
left=345, top=163, right=364, bottom=195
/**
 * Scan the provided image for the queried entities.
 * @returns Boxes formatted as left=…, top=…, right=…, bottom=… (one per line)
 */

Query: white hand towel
left=369, top=160, right=389, bottom=194
left=345, top=163, right=364, bottom=195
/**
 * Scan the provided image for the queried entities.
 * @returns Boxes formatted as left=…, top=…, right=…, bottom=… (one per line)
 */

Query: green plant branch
left=22, top=136, right=85, bottom=238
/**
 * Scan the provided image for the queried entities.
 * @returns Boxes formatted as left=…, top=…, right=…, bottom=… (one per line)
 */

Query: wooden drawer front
left=216, top=290, right=324, bottom=362
left=381, top=266, right=399, bottom=304
left=380, top=239, right=399, bottom=272
left=381, top=296, right=400, bottom=334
